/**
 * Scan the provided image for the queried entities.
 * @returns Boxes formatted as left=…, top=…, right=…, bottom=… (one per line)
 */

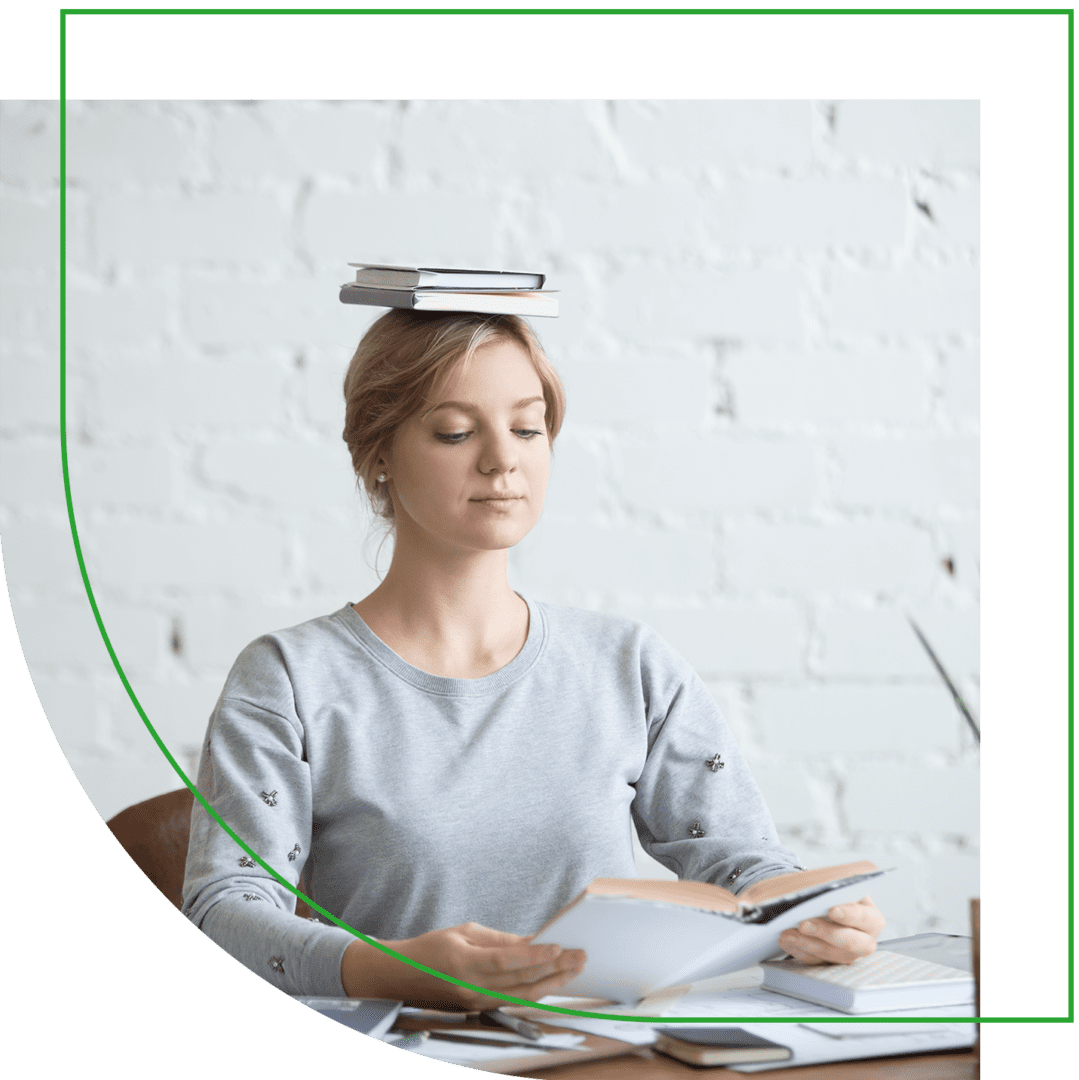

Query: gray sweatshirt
left=182, top=598, right=801, bottom=996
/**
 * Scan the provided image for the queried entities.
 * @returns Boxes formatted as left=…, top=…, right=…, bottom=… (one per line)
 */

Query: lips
left=471, top=494, right=523, bottom=502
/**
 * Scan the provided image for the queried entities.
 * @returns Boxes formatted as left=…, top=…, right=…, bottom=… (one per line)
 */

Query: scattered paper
left=427, top=1028, right=584, bottom=1049
left=403, top=1039, right=550, bottom=1065
left=803, top=1019, right=980, bottom=1036
left=512, top=1010, right=658, bottom=1046
left=398, top=1007, right=468, bottom=1023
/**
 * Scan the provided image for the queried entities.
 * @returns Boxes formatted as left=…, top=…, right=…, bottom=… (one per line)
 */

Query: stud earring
left=377, top=473, right=387, bottom=483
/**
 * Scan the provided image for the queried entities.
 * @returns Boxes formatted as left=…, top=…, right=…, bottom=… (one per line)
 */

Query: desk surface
left=510, top=933, right=978, bottom=1077
left=513, top=1046, right=976, bottom=1079
left=394, top=1013, right=977, bottom=1079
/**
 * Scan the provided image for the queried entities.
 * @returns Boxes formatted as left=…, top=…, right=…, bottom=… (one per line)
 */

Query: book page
left=585, top=877, right=738, bottom=912
left=739, top=861, right=879, bottom=906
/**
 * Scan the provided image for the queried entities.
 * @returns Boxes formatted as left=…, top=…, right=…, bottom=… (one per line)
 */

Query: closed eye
left=436, top=429, right=544, bottom=444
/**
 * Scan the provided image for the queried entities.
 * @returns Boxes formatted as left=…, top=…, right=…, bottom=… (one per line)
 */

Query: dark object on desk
left=653, top=1027, right=792, bottom=1066
left=106, top=787, right=312, bottom=917
left=294, top=997, right=401, bottom=1040
left=907, top=616, right=980, bottom=743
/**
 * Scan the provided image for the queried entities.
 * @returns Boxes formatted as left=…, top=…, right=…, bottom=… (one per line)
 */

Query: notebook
left=761, top=950, right=975, bottom=1013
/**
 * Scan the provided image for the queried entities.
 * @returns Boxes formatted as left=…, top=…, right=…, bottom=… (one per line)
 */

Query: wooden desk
left=394, top=1014, right=976, bottom=1078
left=513, top=1045, right=975, bottom=1079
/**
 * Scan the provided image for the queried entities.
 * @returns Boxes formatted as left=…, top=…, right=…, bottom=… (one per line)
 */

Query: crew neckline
left=335, top=595, right=547, bottom=697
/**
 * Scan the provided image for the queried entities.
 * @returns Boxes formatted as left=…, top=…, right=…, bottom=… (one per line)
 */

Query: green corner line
left=1068, top=3, right=1076, bottom=1029
left=53, top=7, right=1079, bottom=18
left=57, top=3, right=1075, bottom=1026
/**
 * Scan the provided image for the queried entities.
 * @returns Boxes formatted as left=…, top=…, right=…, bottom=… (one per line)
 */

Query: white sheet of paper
left=520, top=979, right=977, bottom=1052
left=404, top=1039, right=551, bottom=1065
left=801, top=1018, right=975, bottom=1038
left=514, top=1002, right=660, bottom=1046
left=427, top=1029, right=585, bottom=1049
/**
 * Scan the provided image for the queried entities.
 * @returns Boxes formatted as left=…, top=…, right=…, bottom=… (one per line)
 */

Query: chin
left=458, top=521, right=536, bottom=552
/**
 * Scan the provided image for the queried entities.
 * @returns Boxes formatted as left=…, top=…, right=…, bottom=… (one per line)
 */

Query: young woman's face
left=384, top=337, right=551, bottom=555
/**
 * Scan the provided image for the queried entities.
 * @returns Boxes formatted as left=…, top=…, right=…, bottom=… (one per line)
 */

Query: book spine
left=354, top=272, right=422, bottom=289
left=339, top=286, right=417, bottom=309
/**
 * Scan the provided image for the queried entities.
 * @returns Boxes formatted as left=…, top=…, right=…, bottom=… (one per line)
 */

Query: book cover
left=653, top=1027, right=792, bottom=1066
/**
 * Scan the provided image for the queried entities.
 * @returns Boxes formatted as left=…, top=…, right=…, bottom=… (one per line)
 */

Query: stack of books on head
left=339, top=264, right=559, bottom=317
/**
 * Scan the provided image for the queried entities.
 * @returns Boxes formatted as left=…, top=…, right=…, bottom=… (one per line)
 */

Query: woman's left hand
left=778, top=896, right=885, bottom=965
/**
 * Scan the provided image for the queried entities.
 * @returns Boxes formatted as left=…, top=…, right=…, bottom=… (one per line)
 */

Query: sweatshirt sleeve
left=629, top=629, right=804, bottom=895
left=181, top=638, right=357, bottom=996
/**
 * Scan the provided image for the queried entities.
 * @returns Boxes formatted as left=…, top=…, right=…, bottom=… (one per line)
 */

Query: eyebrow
left=425, top=395, right=545, bottom=417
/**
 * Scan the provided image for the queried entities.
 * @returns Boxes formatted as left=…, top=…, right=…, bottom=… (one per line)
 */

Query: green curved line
left=54, top=88, right=989, bottom=1023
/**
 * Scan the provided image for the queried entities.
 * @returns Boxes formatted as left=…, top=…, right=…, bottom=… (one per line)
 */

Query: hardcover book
left=339, top=283, right=559, bottom=318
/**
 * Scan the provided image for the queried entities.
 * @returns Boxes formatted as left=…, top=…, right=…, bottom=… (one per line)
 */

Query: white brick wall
left=1, top=99, right=979, bottom=937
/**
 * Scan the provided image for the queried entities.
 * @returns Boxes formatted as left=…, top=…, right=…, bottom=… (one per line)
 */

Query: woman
left=182, top=309, right=883, bottom=1007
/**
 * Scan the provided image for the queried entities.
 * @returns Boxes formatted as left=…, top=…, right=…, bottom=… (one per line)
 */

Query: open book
left=530, top=861, right=886, bottom=1003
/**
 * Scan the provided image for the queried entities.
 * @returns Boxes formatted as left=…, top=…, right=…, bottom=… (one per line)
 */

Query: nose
left=476, top=428, right=518, bottom=476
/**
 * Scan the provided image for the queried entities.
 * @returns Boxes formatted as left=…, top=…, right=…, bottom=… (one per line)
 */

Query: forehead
left=431, top=337, right=545, bottom=401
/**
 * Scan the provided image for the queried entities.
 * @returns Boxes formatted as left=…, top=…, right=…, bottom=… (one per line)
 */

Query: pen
left=480, top=1009, right=545, bottom=1041
left=429, top=1030, right=553, bottom=1049
left=906, top=615, right=981, bottom=744
left=389, top=1028, right=546, bottom=1051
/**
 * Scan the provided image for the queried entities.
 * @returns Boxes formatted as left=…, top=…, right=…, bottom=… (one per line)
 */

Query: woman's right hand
left=341, top=922, right=587, bottom=1009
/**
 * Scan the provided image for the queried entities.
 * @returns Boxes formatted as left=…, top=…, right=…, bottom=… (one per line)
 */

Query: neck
left=353, top=525, right=528, bottom=678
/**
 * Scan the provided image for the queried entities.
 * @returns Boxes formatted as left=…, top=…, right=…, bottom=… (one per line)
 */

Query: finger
left=779, top=927, right=875, bottom=965
left=474, top=948, right=587, bottom=988
left=458, top=923, right=586, bottom=972
left=497, top=959, right=589, bottom=1003
left=779, top=941, right=827, bottom=965
left=456, top=923, right=532, bottom=947
left=804, top=918, right=876, bottom=955
left=455, top=954, right=588, bottom=1007
left=826, top=898, right=885, bottom=934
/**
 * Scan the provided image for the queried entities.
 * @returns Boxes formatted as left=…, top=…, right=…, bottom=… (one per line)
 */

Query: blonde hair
left=342, top=309, right=566, bottom=522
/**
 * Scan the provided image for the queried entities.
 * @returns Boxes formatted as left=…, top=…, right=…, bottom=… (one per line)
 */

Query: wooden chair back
left=107, top=787, right=312, bottom=916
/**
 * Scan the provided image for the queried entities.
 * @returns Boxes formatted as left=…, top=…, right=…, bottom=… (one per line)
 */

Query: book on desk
left=653, top=1027, right=793, bottom=1066
left=761, top=948, right=975, bottom=1013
